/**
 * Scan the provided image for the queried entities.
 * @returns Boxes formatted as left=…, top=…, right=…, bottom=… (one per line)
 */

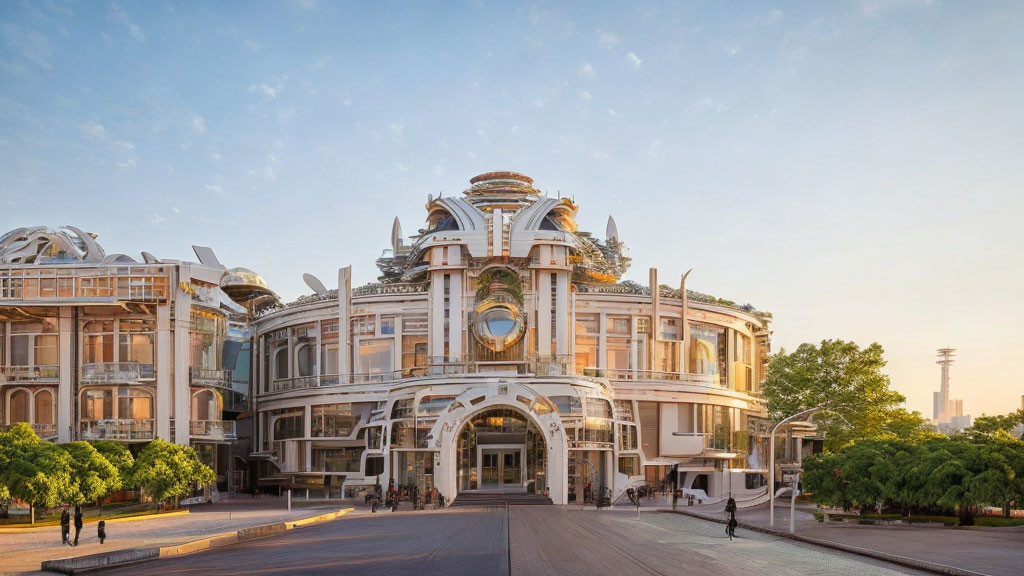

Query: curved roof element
left=0, top=226, right=107, bottom=264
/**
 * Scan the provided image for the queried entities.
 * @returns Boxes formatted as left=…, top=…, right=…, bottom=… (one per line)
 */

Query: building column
left=338, top=267, right=351, bottom=383
left=554, top=272, right=569, bottom=356
left=537, top=272, right=552, bottom=356
left=173, top=288, right=191, bottom=445
left=58, top=308, right=73, bottom=443
left=448, top=271, right=463, bottom=359
left=597, top=312, right=607, bottom=370
left=156, top=304, right=172, bottom=440
left=304, top=404, right=312, bottom=472
left=429, top=271, right=445, bottom=359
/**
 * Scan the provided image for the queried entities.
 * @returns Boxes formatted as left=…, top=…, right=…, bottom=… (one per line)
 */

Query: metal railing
left=189, top=367, right=232, bottom=387
left=582, top=367, right=721, bottom=386
left=527, top=355, right=574, bottom=376
left=79, top=418, right=155, bottom=441
left=0, top=365, right=60, bottom=383
left=0, top=266, right=170, bottom=302
left=189, top=420, right=237, bottom=440
left=1, top=422, right=58, bottom=438
left=81, top=362, right=153, bottom=383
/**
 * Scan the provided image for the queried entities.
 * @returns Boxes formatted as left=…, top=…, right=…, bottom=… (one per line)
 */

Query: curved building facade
left=250, top=172, right=773, bottom=505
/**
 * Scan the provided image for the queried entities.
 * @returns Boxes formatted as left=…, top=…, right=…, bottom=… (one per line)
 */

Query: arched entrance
left=456, top=406, right=547, bottom=494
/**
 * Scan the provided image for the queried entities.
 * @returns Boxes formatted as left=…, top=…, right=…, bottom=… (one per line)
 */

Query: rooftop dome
left=464, top=171, right=540, bottom=202
left=221, top=267, right=279, bottom=312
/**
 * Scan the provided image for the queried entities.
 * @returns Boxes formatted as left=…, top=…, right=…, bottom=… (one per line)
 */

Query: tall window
left=274, top=347, right=289, bottom=380
left=118, top=389, right=153, bottom=419
left=638, top=401, right=660, bottom=461
left=574, top=314, right=598, bottom=373
left=82, top=389, right=113, bottom=420
left=296, top=344, right=316, bottom=377
left=8, top=389, right=29, bottom=423
left=34, top=390, right=53, bottom=424
left=82, top=320, right=115, bottom=364
left=359, top=340, right=393, bottom=376
left=689, top=322, right=727, bottom=383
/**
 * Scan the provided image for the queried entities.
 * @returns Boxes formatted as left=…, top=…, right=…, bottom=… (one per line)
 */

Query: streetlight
left=769, top=404, right=827, bottom=528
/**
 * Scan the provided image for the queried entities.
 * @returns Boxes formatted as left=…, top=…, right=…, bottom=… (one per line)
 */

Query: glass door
left=503, top=451, right=520, bottom=486
left=481, top=452, right=500, bottom=488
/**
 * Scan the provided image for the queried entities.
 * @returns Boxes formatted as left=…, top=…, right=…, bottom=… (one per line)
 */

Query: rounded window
left=473, top=304, right=525, bottom=352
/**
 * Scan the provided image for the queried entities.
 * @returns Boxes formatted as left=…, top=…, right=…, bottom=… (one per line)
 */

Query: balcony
left=0, top=365, right=60, bottom=384
left=189, top=367, right=232, bottom=388
left=80, top=362, right=153, bottom=383
left=662, top=432, right=707, bottom=456
left=582, top=367, right=721, bottom=386
left=189, top=420, right=237, bottom=440
left=79, top=418, right=155, bottom=441
left=1, top=422, right=58, bottom=439
left=527, top=355, right=573, bottom=376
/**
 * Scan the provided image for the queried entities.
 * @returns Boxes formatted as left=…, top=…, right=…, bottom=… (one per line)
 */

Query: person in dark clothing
left=60, top=508, right=70, bottom=546
left=584, top=482, right=593, bottom=504
left=412, top=486, right=419, bottom=510
left=725, top=497, right=738, bottom=539
left=73, top=506, right=83, bottom=546
left=97, top=520, right=106, bottom=544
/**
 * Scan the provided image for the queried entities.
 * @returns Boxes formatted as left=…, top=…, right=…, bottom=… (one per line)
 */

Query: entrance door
left=479, top=448, right=523, bottom=491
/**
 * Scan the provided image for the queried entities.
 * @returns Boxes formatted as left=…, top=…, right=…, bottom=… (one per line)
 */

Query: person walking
left=72, top=506, right=83, bottom=546
left=725, top=496, right=738, bottom=540
left=60, top=508, right=70, bottom=546
left=97, top=520, right=106, bottom=544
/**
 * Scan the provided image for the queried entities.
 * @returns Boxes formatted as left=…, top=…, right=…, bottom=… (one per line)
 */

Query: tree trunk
left=30, top=503, right=34, bottom=525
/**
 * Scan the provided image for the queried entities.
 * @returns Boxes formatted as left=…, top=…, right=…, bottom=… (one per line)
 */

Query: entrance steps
left=449, top=491, right=553, bottom=508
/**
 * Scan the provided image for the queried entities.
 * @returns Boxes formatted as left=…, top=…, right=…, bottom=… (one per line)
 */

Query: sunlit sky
left=2, top=1, right=1022, bottom=418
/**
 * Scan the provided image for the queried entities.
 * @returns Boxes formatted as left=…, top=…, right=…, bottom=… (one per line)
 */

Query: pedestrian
left=97, top=520, right=106, bottom=544
left=60, top=507, right=70, bottom=546
left=73, top=506, right=83, bottom=546
left=727, top=516, right=738, bottom=541
left=584, top=481, right=592, bottom=504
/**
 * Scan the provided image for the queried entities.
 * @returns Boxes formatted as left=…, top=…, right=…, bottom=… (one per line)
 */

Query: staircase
left=449, top=491, right=553, bottom=508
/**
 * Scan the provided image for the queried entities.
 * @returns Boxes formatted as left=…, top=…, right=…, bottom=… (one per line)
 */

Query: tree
left=0, top=483, right=10, bottom=519
left=964, top=410, right=1024, bottom=439
left=90, top=440, right=136, bottom=489
left=61, top=442, right=120, bottom=506
left=0, top=423, right=76, bottom=523
left=762, top=339, right=930, bottom=449
left=131, top=440, right=215, bottom=508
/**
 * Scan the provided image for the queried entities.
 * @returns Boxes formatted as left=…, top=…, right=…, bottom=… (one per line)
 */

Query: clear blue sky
left=2, top=1, right=1022, bottom=418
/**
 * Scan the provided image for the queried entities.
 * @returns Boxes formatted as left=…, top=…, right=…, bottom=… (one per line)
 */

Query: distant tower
left=933, top=348, right=956, bottom=424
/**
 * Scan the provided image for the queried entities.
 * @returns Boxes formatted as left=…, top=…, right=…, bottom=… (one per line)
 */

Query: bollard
left=287, top=489, right=292, bottom=511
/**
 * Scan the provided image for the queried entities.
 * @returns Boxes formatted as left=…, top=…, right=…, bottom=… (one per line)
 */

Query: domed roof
left=464, top=171, right=540, bottom=201
left=221, top=267, right=270, bottom=289
left=221, top=267, right=279, bottom=312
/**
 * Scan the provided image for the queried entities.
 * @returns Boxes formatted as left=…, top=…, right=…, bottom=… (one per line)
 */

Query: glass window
left=273, top=414, right=303, bottom=440
left=312, top=447, right=363, bottom=472
left=606, top=316, right=630, bottom=334
left=380, top=317, right=395, bottom=335
left=10, top=335, right=29, bottom=365
left=83, top=334, right=114, bottom=364
left=274, top=347, right=289, bottom=380
left=312, top=404, right=357, bottom=437
left=660, top=318, right=678, bottom=340
left=192, top=389, right=217, bottom=421
left=82, top=389, right=113, bottom=420
left=619, top=424, right=638, bottom=451
left=689, top=323, right=727, bottom=381
left=618, top=455, right=640, bottom=476
left=390, top=398, right=414, bottom=419
left=359, top=340, right=394, bottom=375
left=586, top=399, right=612, bottom=419
left=118, top=389, right=153, bottom=419
left=402, top=335, right=428, bottom=370
left=638, top=401, right=659, bottom=460
left=606, top=339, right=630, bottom=372
left=34, top=335, right=58, bottom=366
left=575, top=314, right=599, bottom=335
left=296, top=344, right=316, bottom=377
left=574, top=335, right=597, bottom=374
left=417, top=395, right=455, bottom=417
left=549, top=395, right=582, bottom=415
left=34, top=390, right=53, bottom=424
left=8, top=389, right=29, bottom=422
left=615, top=400, right=634, bottom=422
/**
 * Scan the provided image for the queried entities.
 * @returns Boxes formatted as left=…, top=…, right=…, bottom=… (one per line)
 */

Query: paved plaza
left=93, top=506, right=932, bottom=576
left=0, top=497, right=353, bottom=576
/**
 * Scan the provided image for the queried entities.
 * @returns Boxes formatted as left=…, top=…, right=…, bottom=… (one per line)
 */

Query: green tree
left=964, top=410, right=1024, bottom=439
left=0, top=483, right=11, bottom=519
left=90, top=440, right=136, bottom=489
left=131, top=440, right=215, bottom=508
left=762, top=340, right=929, bottom=449
left=0, top=423, right=75, bottom=523
left=61, top=442, right=120, bottom=506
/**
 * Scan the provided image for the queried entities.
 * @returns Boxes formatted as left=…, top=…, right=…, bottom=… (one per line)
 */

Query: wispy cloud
left=598, top=29, right=619, bottom=48
left=80, top=120, right=107, bottom=140
left=192, top=115, right=207, bottom=133
left=249, top=76, right=287, bottom=102
left=109, top=3, right=145, bottom=43
left=0, top=23, right=53, bottom=73
left=204, top=184, right=223, bottom=193
left=579, top=90, right=592, bottom=101
left=579, top=62, right=596, bottom=79
left=388, top=123, right=405, bottom=144
left=627, top=52, right=642, bottom=68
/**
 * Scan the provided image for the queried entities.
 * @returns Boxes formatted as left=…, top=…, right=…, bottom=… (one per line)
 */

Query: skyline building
left=933, top=347, right=971, bottom=433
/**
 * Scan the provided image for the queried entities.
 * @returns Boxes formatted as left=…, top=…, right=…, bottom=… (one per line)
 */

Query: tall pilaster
left=173, top=277, right=191, bottom=446
left=58, top=308, right=73, bottom=443
left=156, top=304, right=172, bottom=440
left=537, top=271, right=552, bottom=356
left=338, top=267, right=352, bottom=382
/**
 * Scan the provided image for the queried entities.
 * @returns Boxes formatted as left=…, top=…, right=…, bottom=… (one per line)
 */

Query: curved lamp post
left=769, top=404, right=828, bottom=528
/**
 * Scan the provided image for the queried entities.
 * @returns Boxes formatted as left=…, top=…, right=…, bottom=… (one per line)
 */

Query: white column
left=156, top=304, right=172, bottom=440
left=726, top=329, right=735, bottom=390
left=554, top=272, right=568, bottom=356
left=448, top=272, right=462, bottom=359
left=58, top=309, right=73, bottom=443
left=173, top=283, right=191, bottom=446
left=304, top=404, right=312, bottom=472
left=537, top=272, right=552, bottom=356
left=338, top=267, right=352, bottom=382
left=649, top=268, right=659, bottom=372
left=429, top=272, right=445, bottom=359
left=597, top=312, right=607, bottom=370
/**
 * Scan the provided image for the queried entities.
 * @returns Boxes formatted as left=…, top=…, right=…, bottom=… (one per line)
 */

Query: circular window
left=473, top=305, right=525, bottom=352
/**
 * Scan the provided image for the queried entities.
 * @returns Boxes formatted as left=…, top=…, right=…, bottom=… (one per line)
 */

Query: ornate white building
left=0, top=226, right=266, bottom=492
left=249, top=172, right=774, bottom=505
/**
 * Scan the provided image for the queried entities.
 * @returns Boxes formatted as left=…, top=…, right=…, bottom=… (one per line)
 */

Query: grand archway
left=455, top=406, right=547, bottom=494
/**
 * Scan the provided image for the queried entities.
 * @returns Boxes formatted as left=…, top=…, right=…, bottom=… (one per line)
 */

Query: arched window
left=191, top=389, right=218, bottom=421
left=34, top=390, right=53, bottom=424
left=296, top=344, right=316, bottom=377
left=8, top=389, right=29, bottom=423
left=274, top=347, right=289, bottom=380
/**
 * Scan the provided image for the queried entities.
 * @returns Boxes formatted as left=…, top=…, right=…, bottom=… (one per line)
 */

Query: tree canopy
left=60, top=441, right=120, bottom=505
left=90, top=440, right=136, bottom=488
left=761, top=339, right=930, bottom=449
left=0, top=423, right=76, bottom=520
left=131, top=439, right=215, bottom=506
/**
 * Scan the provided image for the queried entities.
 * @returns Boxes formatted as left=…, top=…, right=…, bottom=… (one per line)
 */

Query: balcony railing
left=188, top=367, right=233, bottom=387
left=189, top=420, right=237, bottom=440
left=527, top=355, right=574, bottom=376
left=79, top=418, right=155, bottom=441
left=0, top=266, right=170, bottom=302
left=582, top=367, right=721, bottom=386
left=80, top=362, right=153, bottom=383
left=1, top=422, right=58, bottom=439
left=0, top=365, right=60, bottom=383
